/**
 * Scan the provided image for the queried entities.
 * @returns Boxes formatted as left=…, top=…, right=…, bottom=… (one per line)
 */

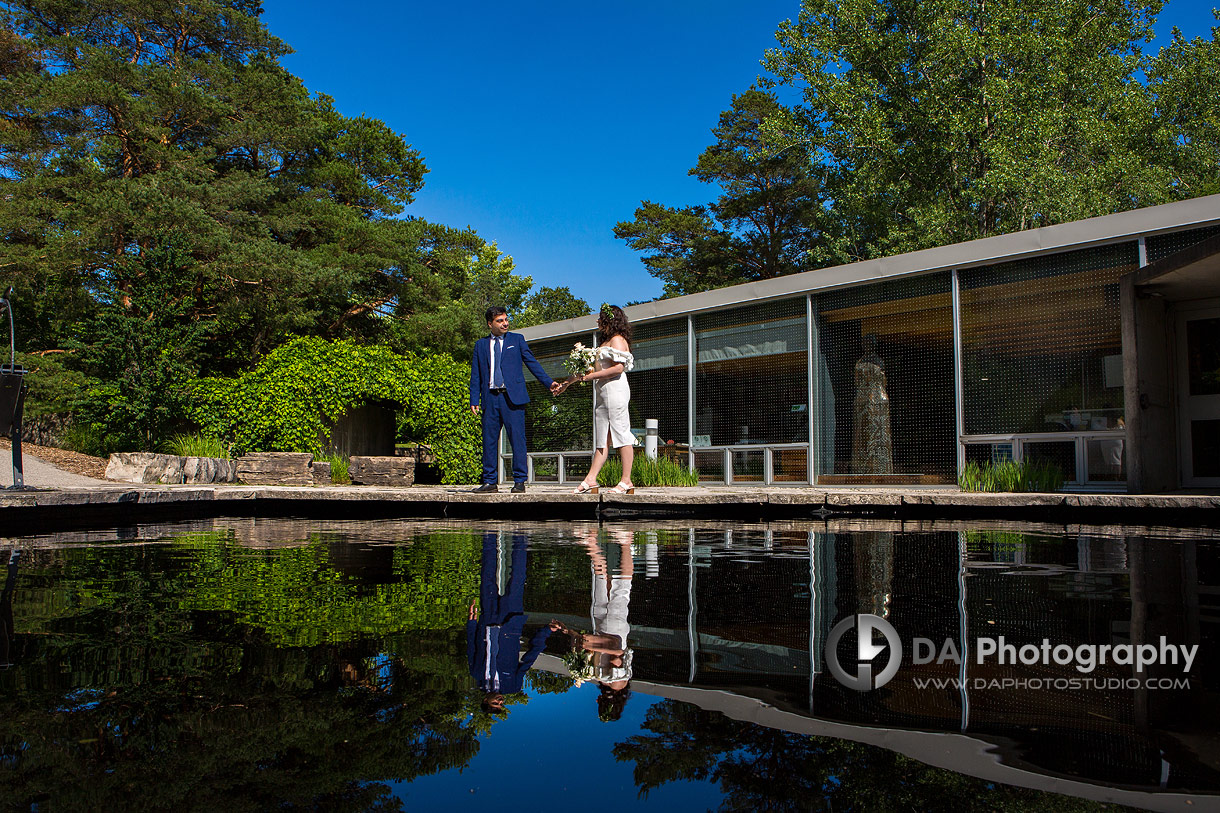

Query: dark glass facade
left=814, top=273, right=956, bottom=483
left=693, top=299, right=808, bottom=448
left=959, top=244, right=1134, bottom=436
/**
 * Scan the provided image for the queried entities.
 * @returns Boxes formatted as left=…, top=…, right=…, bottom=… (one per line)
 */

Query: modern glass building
left=515, top=195, right=1220, bottom=492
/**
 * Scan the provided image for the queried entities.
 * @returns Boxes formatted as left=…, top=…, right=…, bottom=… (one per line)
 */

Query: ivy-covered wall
left=188, top=337, right=480, bottom=484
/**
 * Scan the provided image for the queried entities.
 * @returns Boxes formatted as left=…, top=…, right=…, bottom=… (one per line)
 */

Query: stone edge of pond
left=0, top=484, right=1217, bottom=535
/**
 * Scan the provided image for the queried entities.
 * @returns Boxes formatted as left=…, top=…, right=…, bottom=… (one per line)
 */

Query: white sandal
left=608, top=482, right=635, bottom=495
left=573, top=480, right=599, bottom=494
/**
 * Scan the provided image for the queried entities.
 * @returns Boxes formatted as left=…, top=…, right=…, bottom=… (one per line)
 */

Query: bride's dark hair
left=597, top=304, right=632, bottom=346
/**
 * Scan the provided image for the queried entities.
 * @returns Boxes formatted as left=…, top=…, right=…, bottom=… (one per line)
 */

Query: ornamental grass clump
left=596, top=455, right=699, bottom=488
left=958, top=460, right=1065, bottom=493
left=317, top=453, right=350, bottom=484
left=164, top=433, right=231, bottom=459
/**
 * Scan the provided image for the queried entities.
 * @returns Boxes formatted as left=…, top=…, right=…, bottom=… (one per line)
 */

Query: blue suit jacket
left=470, top=332, right=554, bottom=407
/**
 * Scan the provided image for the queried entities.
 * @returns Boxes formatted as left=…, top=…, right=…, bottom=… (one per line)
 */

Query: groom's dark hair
left=485, top=305, right=508, bottom=324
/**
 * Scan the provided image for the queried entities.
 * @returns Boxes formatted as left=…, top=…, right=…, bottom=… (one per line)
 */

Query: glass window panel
left=814, top=273, right=955, bottom=483
left=1187, top=317, right=1220, bottom=397
left=732, top=449, right=765, bottom=482
left=524, top=334, right=594, bottom=453
left=1023, top=441, right=1077, bottom=483
left=563, top=454, right=592, bottom=482
left=626, top=319, right=689, bottom=447
left=694, top=450, right=725, bottom=483
left=1192, top=420, right=1220, bottom=478
left=964, top=443, right=1013, bottom=465
left=532, top=456, right=559, bottom=482
left=960, top=244, right=1134, bottom=436
left=694, top=299, right=808, bottom=447
left=772, top=447, right=808, bottom=482
left=1145, top=225, right=1220, bottom=263
left=1086, top=438, right=1126, bottom=482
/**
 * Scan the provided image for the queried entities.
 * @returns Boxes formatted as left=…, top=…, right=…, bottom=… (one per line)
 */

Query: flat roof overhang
left=523, top=194, right=1220, bottom=340
left=1130, top=233, right=1220, bottom=302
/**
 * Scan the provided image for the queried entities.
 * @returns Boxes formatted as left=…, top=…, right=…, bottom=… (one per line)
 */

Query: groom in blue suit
left=469, top=306, right=557, bottom=492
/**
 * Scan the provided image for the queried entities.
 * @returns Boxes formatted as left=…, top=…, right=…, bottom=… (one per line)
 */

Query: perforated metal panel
left=959, top=244, right=1135, bottom=436
left=626, top=319, right=689, bottom=446
left=1146, top=225, right=1220, bottom=263
left=524, top=334, right=594, bottom=453
left=694, top=299, right=808, bottom=447
left=813, top=273, right=955, bottom=481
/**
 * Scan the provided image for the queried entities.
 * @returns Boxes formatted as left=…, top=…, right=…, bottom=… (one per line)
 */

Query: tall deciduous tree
left=1147, top=12, right=1220, bottom=198
left=762, top=0, right=1207, bottom=265
left=615, top=90, right=823, bottom=297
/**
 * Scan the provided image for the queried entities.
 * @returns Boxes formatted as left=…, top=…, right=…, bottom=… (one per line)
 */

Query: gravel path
left=0, top=447, right=110, bottom=488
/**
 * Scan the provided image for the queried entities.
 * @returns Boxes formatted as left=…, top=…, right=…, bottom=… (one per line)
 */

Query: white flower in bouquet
left=562, top=342, right=598, bottom=380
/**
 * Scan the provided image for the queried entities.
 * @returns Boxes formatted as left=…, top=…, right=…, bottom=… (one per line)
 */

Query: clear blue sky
left=261, top=1, right=1219, bottom=312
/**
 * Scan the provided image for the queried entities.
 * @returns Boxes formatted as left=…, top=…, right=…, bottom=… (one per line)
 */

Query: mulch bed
left=0, top=438, right=108, bottom=479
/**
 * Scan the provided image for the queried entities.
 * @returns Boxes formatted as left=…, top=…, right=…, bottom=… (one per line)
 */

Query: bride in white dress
left=556, top=304, right=636, bottom=494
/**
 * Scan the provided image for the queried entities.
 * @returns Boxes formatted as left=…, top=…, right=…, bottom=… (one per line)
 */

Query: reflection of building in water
left=539, top=526, right=1220, bottom=795
left=853, top=531, right=893, bottom=617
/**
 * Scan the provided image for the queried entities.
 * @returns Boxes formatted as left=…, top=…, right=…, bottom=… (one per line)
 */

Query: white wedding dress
left=592, top=346, right=634, bottom=449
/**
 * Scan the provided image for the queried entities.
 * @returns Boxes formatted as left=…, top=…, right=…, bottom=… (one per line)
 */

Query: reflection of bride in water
left=852, top=334, right=893, bottom=475
left=553, top=528, right=634, bottom=721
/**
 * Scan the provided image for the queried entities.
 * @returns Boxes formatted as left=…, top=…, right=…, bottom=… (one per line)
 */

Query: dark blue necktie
left=492, top=337, right=504, bottom=389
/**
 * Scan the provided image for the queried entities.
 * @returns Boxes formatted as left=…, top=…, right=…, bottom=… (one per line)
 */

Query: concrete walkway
left=2, top=475, right=1217, bottom=534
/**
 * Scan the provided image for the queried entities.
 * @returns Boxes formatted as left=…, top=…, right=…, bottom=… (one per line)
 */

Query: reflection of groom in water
left=467, top=531, right=555, bottom=714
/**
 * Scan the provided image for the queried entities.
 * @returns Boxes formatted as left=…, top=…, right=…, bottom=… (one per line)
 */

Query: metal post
left=951, top=270, right=966, bottom=478
left=687, top=315, right=696, bottom=472
left=807, top=294, right=817, bottom=484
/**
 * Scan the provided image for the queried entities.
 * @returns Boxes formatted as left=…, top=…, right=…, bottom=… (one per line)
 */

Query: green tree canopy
left=762, top=0, right=1220, bottom=265
left=620, top=0, right=1220, bottom=296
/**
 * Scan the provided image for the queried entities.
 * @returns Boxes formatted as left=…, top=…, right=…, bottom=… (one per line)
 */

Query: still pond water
left=1, top=518, right=1217, bottom=811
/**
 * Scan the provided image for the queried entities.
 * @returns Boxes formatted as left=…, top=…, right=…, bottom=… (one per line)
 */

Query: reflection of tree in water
left=0, top=536, right=497, bottom=810
left=613, top=700, right=1112, bottom=811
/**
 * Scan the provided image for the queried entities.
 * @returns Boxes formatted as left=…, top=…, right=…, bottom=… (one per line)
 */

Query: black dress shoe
left=510, top=482, right=526, bottom=493
left=472, top=483, right=498, bottom=493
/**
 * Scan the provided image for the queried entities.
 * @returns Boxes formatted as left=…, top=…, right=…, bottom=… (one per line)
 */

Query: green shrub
left=958, top=459, right=1065, bottom=493
left=187, top=337, right=480, bottom=484
left=318, top=453, right=350, bottom=484
left=595, top=454, right=699, bottom=488
left=164, top=434, right=231, bottom=459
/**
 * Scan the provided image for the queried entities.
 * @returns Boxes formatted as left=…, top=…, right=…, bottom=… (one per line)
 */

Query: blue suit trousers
left=482, top=391, right=528, bottom=484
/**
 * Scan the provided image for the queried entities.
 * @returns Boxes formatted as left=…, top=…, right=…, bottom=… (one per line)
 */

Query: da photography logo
left=826, top=614, right=901, bottom=691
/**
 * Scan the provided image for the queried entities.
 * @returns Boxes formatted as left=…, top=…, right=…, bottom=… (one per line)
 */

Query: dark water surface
left=1, top=518, right=1217, bottom=811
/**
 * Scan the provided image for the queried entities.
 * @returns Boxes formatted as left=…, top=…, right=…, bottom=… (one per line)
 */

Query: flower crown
left=600, top=303, right=615, bottom=319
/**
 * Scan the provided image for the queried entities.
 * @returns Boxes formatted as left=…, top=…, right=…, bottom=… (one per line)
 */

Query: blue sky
left=261, top=1, right=1219, bottom=313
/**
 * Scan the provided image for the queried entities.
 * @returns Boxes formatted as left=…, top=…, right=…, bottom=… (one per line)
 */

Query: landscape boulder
left=349, top=455, right=415, bottom=486
left=106, top=452, right=237, bottom=484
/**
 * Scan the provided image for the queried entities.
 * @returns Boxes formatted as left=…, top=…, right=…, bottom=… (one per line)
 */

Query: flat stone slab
left=106, top=452, right=237, bottom=484
left=349, top=455, right=414, bottom=487
left=236, top=453, right=314, bottom=486
left=2, top=483, right=1219, bottom=531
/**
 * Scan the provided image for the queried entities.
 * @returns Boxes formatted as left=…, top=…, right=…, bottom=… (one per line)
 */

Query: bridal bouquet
left=562, top=342, right=598, bottom=379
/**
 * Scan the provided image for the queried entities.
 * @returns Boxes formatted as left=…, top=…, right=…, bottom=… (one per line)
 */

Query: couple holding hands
left=469, top=304, right=635, bottom=495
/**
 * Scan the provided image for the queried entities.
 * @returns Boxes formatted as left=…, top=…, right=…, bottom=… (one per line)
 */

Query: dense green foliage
left=0, top=0, right=585, bottom=456
left=188, top=336, right=481, bottom=483
left=958, top=459, right=1066, bottom=492
left=621, top=1, right=1220, bottom=296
